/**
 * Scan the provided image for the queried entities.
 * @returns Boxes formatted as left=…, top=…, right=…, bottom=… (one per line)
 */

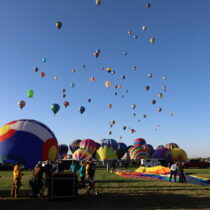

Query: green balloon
left=149, top=37, right=155, bottom=44
left=51, top=104, right=60, bottom=114
left=27, top=90, right=34, bottom=98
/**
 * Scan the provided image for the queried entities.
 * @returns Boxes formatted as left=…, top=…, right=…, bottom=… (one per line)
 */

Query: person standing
left=86, top=158, right=97, bottom=194
left=169, top=162, right=177, bottom=182
left=70, top=160, right=80, bottom=174
left=177, top=161, right=187, bottom=183
left=11, top=162, right=22, bottom=198
left=79, top=161, right=86, bottom=188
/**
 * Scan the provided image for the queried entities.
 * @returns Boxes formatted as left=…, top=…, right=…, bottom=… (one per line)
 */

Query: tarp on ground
left=135, top=165, right=170, bottom=174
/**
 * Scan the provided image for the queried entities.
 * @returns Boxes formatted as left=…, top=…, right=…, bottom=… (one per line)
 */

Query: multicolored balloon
left=133, top=138, right=146, bottom=147
left=165, top=143, right=179, bottom=151
left=69, top=139, right=81, bottom=153
left=51, top=104, right=60, bottom=114
left=80, top=139, right=98, bottom=154
left=96, top=145, right=117, bottom=160
left=73, top=148, right=92, bottom=161
left=18, top=100, right=26, bottom=109
left=0, top=119, right=58, bottom=169
left=101, top=139, right=118, bottom=151
left=117, top=142, right=127, bottom=159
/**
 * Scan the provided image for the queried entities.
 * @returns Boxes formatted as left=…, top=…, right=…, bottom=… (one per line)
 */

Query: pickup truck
left=183, top=159, right=210, bottom=168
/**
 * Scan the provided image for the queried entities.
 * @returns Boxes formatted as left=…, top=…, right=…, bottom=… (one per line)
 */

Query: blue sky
left=0, top=0, right=210, bottom=158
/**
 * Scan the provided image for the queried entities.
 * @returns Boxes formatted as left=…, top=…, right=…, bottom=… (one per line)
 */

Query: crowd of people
left=9, top=158, right=97, bottom=198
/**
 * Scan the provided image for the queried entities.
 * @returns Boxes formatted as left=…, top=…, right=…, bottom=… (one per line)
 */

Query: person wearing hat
left=11, top=162, right=22, bottom=198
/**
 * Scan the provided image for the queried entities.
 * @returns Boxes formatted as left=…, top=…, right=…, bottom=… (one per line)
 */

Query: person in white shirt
left=169, top=162, right=177, bottom=182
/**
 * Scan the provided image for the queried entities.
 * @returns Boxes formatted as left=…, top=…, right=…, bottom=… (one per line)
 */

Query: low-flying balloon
left=18, top=100, right=26, bottom=109
left=63, top=101, right=69, bottom=108
left=56, top=21, right=62, bottom=29
left=51, top=104, right=60, bottom=114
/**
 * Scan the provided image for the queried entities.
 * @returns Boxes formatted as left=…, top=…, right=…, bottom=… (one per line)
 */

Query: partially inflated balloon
left=27, top=90, right=34, bottom=98
left=73, top=148, right=92, bottom=161
left=96, top=145, right=117, bottom=160
left=51, top=104, right=60, bottom=114
left=69, top=139, right=81, bottom=153
left=58, top=144, right=68, bottom=158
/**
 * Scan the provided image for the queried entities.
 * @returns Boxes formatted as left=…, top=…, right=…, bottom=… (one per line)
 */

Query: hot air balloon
left=142, top=26, right=147, bottom=31
left=162, top=76, right=167, bottom=80
left=27, top=90, right=34, bottom=98
left=121, top=75, right=126, bottom=80
left=40, top=72, right=45, bottom=78
left=105, top=81, right=112, bottom=88
left=145, top=86, right=150, bottom=91
left=42, top=58, right=47, bottom=63
left=151, top=100, right=156, bottom=105
left=111, top=70, right=115, bottom=75
left=143, top=144, right=154, bottom=156
left=51, top=104, right=60, bottom=114
left=106, top=67, right=112, bottom=73
left=158, top=93, right=163, bottom=98
left=54, top=76, right=58, bottom=80
left=122, top=126, right=126, bottom=130
left=114, top=92, right=117, bottom=96
left=88, top=98, right=92, bottom=103
left=0, top=119, right=58, bottom=169
left=130, top=129, right=136, bottom=133
left=128, top=31, right=132, bottom=35
left=152, top=148, right=170, bottom=160
left=131, top=104, right=136, bottom=109
left=72, top=69, right=76, bottom=73
left=133, top=35, right=138, bottom=39
left=165, top=143, right=179, bottom=151
left=162, top=86, right=167, bottom=92
left=169, top=112, right=174, bottom=116
left=143, top=114, right=147, bottom=118
left=80, top=139, right=98, bottom=154
left=58, top=144, right=68, bottom=159
left=94, top=49, right=100, bottom=58
left=123, top=51, right=127, bottom=56
left=156, top=107, right=162, bottom=112
left=132, top=113, right=136, bottom=117
left=34, top=67, right=39, bottom=72
left=117, top=142, right=127, bottom=159
left=73, top=148, right=92, bottom=161
left=63, top=101, right=69, bottom=108
left=148, top=73, right=152, bottom=78
left=56, top=21, right=62, bottom=29
left=69, top=139, right=81, bottom=153
left=18, top=100, right=26, bottom=109
left=108, top=104, right=112, bottom=109
left=62, top=89, right=66, bottom=92
left=134, top=138, right=146, bottom=147
left=96, top=145, right=117, bottom=160
left=96, top=0, right=101, bottom=6
left=149, top=38, right=155, bottom=44
left=111, top=120, right=115, bottom=125
left=90, top=77, right=95, bottom=82
left=79, top=106, right=85, bottom=114
left=82, top=65, right=86, bottom=69
left=166, top=148, right=187, bottom=162
left=132, top=66, right=137, bottom=70
left=108, top=131, right=112, bottom=135
left=62, top=94, right=66, bottom=98
left=146, top=3, right=151, bottom=8
left=70, top=83, right=75, bottom=88
left=101, top=139, right=118, bottom=151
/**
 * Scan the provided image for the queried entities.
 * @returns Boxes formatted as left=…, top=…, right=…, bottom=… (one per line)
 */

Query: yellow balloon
left=96, top=145, right=117, bottom=160
left=106, top=67, right=112, bottom=73
left=54, top=76, right=58, bottom=80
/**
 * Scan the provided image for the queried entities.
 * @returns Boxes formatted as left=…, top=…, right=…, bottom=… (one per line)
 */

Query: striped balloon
left=133, top=138, right=146, bottom=147
left=80, top=139, right=98, bottom=154
left=73, top=148, right=92, bottom=161
left=165, top=143, right=179, bottom=151
left=101, top=139, right=118, bottom=151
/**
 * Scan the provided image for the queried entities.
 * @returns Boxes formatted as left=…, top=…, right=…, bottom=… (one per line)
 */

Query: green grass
left=1, top=168, right=210, bottom=209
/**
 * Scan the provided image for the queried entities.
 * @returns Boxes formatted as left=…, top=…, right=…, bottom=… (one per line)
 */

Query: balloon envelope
left=80, top=139, right=98, bottom=154
left=27, top=90, right=34, bottom=98
left=51, top=104, right=60, bottom=114
left=69, top=139, right=81, bottom=153
left=73, top=148, right=92, bottom=161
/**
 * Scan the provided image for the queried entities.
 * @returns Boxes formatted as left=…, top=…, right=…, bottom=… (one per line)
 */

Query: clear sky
left=0, top=0, right=210, bottom=158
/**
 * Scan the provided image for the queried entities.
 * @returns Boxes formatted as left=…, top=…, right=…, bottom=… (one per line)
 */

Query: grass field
left=1, top=168, right=210, bottom=209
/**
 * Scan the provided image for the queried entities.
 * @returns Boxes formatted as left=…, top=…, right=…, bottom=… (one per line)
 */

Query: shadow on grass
left=0, top=191, right=210, bottom=209
left=96, top=179, right=144, bottom=184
